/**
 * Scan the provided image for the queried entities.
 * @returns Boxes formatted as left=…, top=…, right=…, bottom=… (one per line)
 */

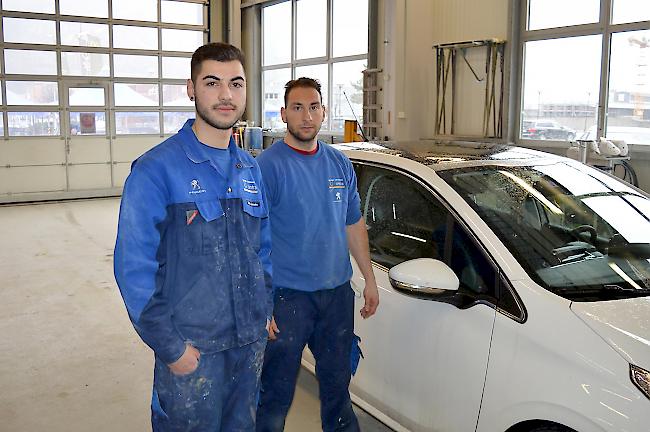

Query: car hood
left=571, top=297, right=650, bottom=369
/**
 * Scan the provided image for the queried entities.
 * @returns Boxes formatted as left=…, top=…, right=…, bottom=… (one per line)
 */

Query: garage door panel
left=68, top=138, right=111, bottom=164
left=68, top=164, right=112, bottom=190
left=113, top=162, right=132, bottom=188
left=0, top=139, right=66, bottom=166
left=0, top=165, right=66, bottom=194
left=112, top=136, right=160, bottom=162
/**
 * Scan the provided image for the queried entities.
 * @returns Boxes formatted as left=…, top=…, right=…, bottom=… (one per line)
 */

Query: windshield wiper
left=552, top=285, right=650, bottom=299
left=603, top=284, right=650, bottom=293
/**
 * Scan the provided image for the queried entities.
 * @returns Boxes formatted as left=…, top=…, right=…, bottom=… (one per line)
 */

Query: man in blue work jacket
left=114, top=42, right=273, bottom=431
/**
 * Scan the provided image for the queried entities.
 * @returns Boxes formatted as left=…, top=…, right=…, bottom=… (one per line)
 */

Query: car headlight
left=630, top=364, right=650, bottom=400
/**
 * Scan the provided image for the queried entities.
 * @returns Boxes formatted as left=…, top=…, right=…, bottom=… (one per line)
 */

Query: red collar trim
left=287, top=142, right=318, bottom=155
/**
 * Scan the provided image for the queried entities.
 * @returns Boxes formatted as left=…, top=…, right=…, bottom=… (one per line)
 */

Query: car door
left=349, top=162, right=499, bottom=432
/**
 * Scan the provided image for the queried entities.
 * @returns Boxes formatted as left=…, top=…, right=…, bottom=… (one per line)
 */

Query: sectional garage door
left=0, top=0, right=206, bottom=203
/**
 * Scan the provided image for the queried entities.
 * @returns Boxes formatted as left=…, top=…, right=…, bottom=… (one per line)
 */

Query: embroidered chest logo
left=328, top=178, right=345, bottom=189
left=329, top=178, right=344, bottom=203
left=189, top=179, right=206, bottom=195
left=242, top=179, right=259, bottom=194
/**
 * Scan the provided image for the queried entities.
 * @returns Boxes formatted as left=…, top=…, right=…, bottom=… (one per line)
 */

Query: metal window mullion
left=327, top=0, right=332, bottom=61
left=111, top=48, right=165, bottom=55
left=261, top=62, right=292, bottom=71
left=112, top=20, right=205, bottom=30
left=1, top=105, right=61, bottom=111
left=326, top=0, right=333, bottom=130
left=330, top=53, right=368, bottom=64
left=609, top=20, right=650, bottom=33
left=159, top=49, right=198, bottom=56
left=114, top=78, right=161, bottom=85
left=161, top=79, right=191, bottom=84
left=0, top=16, right=3, bottom=139
left=521, top=25, right=604, bottom=42
left=106, top=0, right=117, bottom=187
left=293, top=56, right=329, bottom=67
left=0, top=10, right=206, bottom=30
left=113, top=107, right=162, bottom=111
left=291, top=0, right=296, bottom=79
left=596, top=0, right=613, bottom=139
left=68, top=106, right=108, bottom=112
left=108, top=0, right=116, bottom=140
left=0, top=11, right=56, bottom=20
left=2, top=42, right=59, bottom=50
left=53, top=0, right=72, bottom=190
left=58, top=46, right=111, bottom=54
left=2, top=74, right=63, bottom=81
left=158, top=0, right=164, bottom=137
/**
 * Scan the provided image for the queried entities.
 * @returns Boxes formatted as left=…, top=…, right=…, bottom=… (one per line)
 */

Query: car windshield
left=438, top=162, right=650, bottom=301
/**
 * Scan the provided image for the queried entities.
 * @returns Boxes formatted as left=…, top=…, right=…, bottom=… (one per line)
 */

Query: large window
left=261, top=0, right=369, bottom=133
left=519, top=0, right=650, bottom=145
left=0, top=0, right=206, bottom=138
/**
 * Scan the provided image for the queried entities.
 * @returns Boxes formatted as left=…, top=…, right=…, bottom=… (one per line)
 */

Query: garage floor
left=0, top=198, right=390, bottom=432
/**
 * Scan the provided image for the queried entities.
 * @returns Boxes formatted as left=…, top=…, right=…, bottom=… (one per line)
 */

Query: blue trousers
left=152, top=338, right=266, bottom=432
left=256, top=282, right=360, bottom=432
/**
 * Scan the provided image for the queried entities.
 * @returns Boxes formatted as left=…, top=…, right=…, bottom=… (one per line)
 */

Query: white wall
left=380, top=0, right=509, bottom=141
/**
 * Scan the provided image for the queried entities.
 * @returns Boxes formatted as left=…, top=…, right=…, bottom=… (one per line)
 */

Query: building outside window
left=518, top=0, right=650, bottom=145
left=261, top=0, right=369, bottom=133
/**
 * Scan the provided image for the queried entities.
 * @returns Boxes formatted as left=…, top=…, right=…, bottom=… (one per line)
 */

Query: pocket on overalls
left=182, top=200, right=225, bottom=255
left=350, top=334, right=364, bottom=376
left=172, top=274, right=223, bottom=333
left=151, top=388, right=169, bottom=421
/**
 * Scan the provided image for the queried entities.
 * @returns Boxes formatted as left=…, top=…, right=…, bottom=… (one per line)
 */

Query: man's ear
left=280, top=107, right=287, bottom=124
left=186, top=78, right=195, bottom=101
left=322, top=105, right=327, bottom=121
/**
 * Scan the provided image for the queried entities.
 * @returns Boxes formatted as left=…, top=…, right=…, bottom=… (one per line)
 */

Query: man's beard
left=287, top=123, right=319, bottom=144
left=195, top=97, right=244, bottom=130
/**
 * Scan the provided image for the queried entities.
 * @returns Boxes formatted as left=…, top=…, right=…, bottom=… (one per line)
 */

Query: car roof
left=334, top=141, right=566, bottom=171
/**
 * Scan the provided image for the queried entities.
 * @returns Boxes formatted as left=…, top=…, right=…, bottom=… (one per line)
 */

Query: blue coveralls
left=114, top=119, right=273, bottom=431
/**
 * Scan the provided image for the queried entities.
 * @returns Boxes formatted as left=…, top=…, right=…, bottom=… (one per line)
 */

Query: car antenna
left=343, top=90, right=369, bottom=142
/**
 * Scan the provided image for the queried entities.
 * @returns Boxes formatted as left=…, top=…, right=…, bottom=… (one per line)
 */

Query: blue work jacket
left=114, top=119, right=273, bottom=365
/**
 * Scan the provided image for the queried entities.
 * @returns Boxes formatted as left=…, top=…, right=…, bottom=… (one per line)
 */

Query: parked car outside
left=522, top=120, right=576, bottom=140
left=301, top=141, right=650, bottom=432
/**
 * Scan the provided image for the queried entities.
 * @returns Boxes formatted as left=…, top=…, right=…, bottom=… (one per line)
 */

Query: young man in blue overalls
left=114, top=43, right=273, bottom=431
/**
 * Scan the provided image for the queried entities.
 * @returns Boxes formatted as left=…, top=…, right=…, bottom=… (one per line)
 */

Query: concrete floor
left=0, top=198, right=390, bottom=432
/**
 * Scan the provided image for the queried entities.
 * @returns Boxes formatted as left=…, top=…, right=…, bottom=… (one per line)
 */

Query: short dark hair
left=190, top=42, right=245, bottom=83
left=284, top=77, right=323, bottom=107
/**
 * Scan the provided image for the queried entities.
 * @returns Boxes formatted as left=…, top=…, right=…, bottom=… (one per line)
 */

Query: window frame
left=260, top=0, right=368, bottom=133
left=0, top=0, right=207, bottom=139
left=516, top=0, right=650, bottom=148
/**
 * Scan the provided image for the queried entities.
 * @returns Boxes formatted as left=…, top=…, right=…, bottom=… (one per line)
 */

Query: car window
left=439, top=163, right=650, bottom=301
left=447, top=219, right=498, bottom=295
left=355, top=163, right=497, bottom=296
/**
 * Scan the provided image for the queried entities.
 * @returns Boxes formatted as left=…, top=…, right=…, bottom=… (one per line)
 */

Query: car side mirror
left=388, top=258, right=459, bottom=299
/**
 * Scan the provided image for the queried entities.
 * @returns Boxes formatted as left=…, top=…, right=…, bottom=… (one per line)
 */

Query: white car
left=301, top=141, right=650, bottom=432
